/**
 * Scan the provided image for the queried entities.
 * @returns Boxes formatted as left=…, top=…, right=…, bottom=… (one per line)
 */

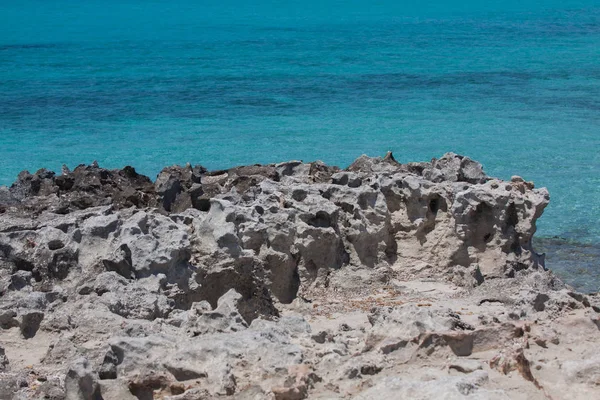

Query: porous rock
left=0, top=153, right=576, bottom=400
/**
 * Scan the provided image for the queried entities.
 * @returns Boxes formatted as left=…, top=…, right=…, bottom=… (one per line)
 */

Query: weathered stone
left=563, top=356, right=600, bottom=386
left=98, top=349, right=119, bottom=380
left=0, top=153, right=586, bottom=400
left=0, top=345, right=9, bottom=372
left=353, top=371, right=504, bottom=400
left=449, top=359, right=484, bottom=374
left=0, top=309, right=18, bottom=329
left=368, top=304, right=468, bottom=340
left=183, top=289, right=248, bottom=336
left=20, top=310, right=44, bottom=339
left=64, top=358, right=102, bottom=400
left=98, top=379, right=137, bottom=400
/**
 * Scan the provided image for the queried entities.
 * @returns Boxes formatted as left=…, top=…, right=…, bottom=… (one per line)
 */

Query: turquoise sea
left=1, top=1, right=599, bottom=291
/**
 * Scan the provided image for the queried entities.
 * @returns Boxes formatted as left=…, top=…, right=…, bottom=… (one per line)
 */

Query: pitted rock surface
left=0, top=153, right=597, bottom=400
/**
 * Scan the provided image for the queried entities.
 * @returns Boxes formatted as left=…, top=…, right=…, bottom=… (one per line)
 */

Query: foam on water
left=1, top=1, right=599, bottom=290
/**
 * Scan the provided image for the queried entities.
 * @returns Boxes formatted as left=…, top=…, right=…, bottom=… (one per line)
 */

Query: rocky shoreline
left=0, top=153, right=598, bottom=399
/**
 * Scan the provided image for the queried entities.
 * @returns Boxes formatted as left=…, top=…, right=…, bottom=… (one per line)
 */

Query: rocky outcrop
left=6, top=164, right=156, bottom=214
left=1, top=153, right=594, bottom=400
left=0, top=153, right=549, bottom=310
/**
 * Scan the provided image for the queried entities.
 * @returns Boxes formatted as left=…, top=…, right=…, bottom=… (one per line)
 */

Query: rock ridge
left=0, top=153, right=597, bottom=400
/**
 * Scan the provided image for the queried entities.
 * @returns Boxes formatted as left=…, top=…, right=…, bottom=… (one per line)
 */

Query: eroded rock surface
left=0, top=153, right=597, bottom=400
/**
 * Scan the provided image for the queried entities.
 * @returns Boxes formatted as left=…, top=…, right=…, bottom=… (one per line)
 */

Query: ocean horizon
left=1, top=0, right=599, bottom=291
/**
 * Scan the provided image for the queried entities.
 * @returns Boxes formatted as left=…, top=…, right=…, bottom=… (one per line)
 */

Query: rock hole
left=533, top=293, right=549, bottom=312
left=194, top=198, right=211, bottom=212
left=129, top=385, right=157, bottom=400
left=99, top=349, right=119, bottom=380
left=55, top=223, right=71, bottom=233
left=47, top=240, right=65, bottom=251
left=49, top=251, right=75, bottom=280
left=473, top=266, right=484, bottom=285
left=304, top=259, right=319, bottom=281
left=505, top=203, right=519, bottom=230
left=13, top=258, right=34, bottom=272
left=427, top=195, right=447, bottom=215
left=320, top=190, right=332, bottom=200
left=20, top=312, right=44, bottom=339
left=358, top=192, right=377, bottom=210
left=290, top=267, right=301, bottom=302
left=471, top=202, right=495, bottom=249
left=165, top=365, right=207, bottom=381
left=332, top=174, right=349, bottom=186
left=307, top=211, right=332, bottom=228
left=103, top=244, right=133, bottom=279
left=336, top=202, right=355, bottom=214
left=265, top=253, right=300, bottom=304
left=292, top=189, right=307, bottom=202
left=110, top=345, right=125, bottom=365
left=32, top=269, right=43, bottom=282
left=510, top=239, right=522, bottom=255
left=428, top=197, right=440, bottom=214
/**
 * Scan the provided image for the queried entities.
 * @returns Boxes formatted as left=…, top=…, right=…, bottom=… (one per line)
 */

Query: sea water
left=1, top=1, right=599, bottom=291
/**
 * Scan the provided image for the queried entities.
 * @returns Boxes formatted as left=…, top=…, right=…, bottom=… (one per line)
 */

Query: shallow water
left=534, top=238, right=600, bottom=293
left=1, top=1, right=599, bottom=290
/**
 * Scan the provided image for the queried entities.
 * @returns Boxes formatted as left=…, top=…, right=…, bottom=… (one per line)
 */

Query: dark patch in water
left=0, top=43, right=60, bottom=51
left=534, top=237, right=600, bottom=294
left=255, top=26, right=304, bottom=32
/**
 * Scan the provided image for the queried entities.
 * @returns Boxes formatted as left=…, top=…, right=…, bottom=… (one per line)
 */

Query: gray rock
left=563, top=356, right=600, bottom=386
left=93, top=271, right=128, bottom=295
left=0, top=153, right=562, bottom=400
left=368, top=304, right=465, bottom=340
left=0, top=309, right=18, bottom=329
left=424, top=153, right=488, bottom=184
left=43, top=338, right=80, bottom=366
left=98, top=379, right=137, bottom=400
left=98, top=348, right=119, bottom=380
left=449, top=359, right=484, bottom=374
left=20, top=310, right=44, bottom=338
left=353, top=371, right=508, bottom=400
left=331, top=171, right=363, bottom=188
left=0, top=373, right=21, bottom=400
left=97, top=286, right=172, bottom=320
left=81, top=214, right=120, bottom=239
left=64, top=358, right=102, bottom=400
left=10, top=270, right=33, bottom=291
left=33, top=379, right=66, bottom=400
left=115, top=211, right=191, bottom=278
left=183, top=289, right=248, bottom=336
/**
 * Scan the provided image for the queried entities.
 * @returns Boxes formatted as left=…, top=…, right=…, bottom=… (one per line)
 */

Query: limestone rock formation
left=0, top=153, right=596, bottom=400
